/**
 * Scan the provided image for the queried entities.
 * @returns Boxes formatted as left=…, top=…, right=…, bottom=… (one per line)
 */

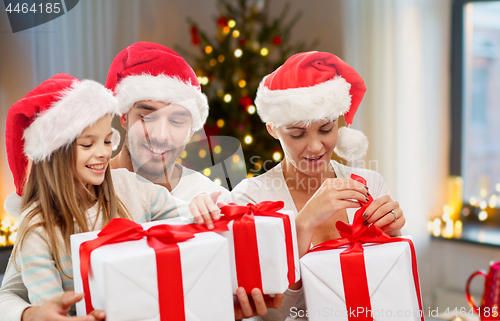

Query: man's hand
left=22, top=291, right=106, bottom=321
left=234, top=287, right=284, bottom=320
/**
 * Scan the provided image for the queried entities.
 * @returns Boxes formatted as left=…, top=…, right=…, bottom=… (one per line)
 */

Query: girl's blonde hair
left=13, top=140, right=131, bottom=275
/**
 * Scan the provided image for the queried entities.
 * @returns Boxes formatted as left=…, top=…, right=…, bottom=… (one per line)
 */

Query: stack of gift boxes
left=71, top=193, right=424, bottom=321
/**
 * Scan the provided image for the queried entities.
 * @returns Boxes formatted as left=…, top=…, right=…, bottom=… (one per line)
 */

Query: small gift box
left=217, top=201, right=300, bottom=294
left=300, top=174, right=424, bottom=321
left=71, top=218, right=235, bottom=321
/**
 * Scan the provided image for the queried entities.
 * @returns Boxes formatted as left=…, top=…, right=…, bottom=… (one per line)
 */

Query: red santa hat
left=5, top=73, right=120, bottom=216
left=255, top=51, right=368, bottom=161
left=105, top=41, right=208, bottom=131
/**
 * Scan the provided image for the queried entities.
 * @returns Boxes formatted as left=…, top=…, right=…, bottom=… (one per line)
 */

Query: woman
left=230, top=51, right=405, bottom=320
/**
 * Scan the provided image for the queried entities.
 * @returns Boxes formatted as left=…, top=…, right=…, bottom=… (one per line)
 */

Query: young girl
left=4, top=73, right=220, bottom=312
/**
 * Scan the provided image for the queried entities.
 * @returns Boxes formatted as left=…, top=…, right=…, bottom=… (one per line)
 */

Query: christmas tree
left=180, top=0, right=317, bottom=185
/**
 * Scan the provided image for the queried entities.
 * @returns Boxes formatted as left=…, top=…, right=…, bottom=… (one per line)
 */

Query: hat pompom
left=4, top=192, right=22, bottom=218
left=111, top=128, right=121, bottom=150
left=334, top=126, right=368, bottom=162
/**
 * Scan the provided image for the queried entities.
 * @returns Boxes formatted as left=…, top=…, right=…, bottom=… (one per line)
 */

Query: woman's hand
left=295, top=178, right=370, bottom=257
left=22, top=291, right=105, bottom=321
left=362, top=194, right=405, bottom=236
left=189, top=191, right=222, bottom=229
left=234, top=287, right=284, bottom=320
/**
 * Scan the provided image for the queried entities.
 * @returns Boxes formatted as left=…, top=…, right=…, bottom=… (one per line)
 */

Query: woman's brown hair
left=13, top=140, right=130, bottom=275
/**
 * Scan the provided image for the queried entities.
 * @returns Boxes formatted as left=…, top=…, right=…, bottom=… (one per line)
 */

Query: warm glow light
left=217, top=119, right=225, bottom=128
left=454, top=220, right=463, bottom=238
left=232, top=155, right=240, bottom=163
left=480, top=188, right=488, bottom=198
left=198, top=76, right=209, bottom=85
left=247, top=105, right=256, bottom=114
left=214, top=145, right=221, bottom=154
left=433, top=218, right=442, bottom=227
left=273, top=152, right=282, bottom=161
left=427, top=221, right=434, bottom=233
left=442, top=213, right=450, bottom=221
left=223, top=94, right=232, bottom=102
left=443, top=205, right=451, bottom=213
left=210, top=59, right=217, bottom=66
left=217, top=90, right=224, bottom=97
left=203, top=168, right=211, bottom=176
left=478, top=210, right=488, bottom=221
left=223, top=26, right=230, bottom=34
left=214, top=178, right=222, bottom=186
left=228, top=20, right=236, bottom=28
left=247, top=173, right=254, bottom=178
left=232, top=30, right=240, bottom=38
left=244, top=135, right=253, bottom=144
left=181, top=150, right=187, bottom=158
left=480, top=201, right=487, bottom=210
left=205, top=46, right=213, bottom=54
left=444, top=220, right=454, bottom=238
left=462, top=207, right=470, bottom=216
left=470, top=197, right=477, bottom=206
left=234, top=48, right=243, bottom=58
left=260, top=47, right=269, bottom=56
left=199, top=149, right=206, bottom=158
left=496, top=183, right=500, bottom=192
left=238, top=80, right=246, bottom=88
left=218, top=55, right=225, bottom=63
left=489, top=195, right=498, bottom=208
left=433, top=225, right=441, bottom=237
left=176, top=158, right=182, bottom=164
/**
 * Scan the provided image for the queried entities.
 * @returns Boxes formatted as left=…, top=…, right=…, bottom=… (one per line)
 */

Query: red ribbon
left=219, top=201, right=297, bottom=293
left=79, top=218, right=203, bottom=320
left=307, top=174, right=424, bottom=321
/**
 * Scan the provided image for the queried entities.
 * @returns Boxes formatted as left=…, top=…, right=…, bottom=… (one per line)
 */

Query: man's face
left=122, top=100, right=194, bottom=177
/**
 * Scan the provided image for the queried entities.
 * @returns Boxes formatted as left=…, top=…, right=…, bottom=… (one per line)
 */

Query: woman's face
left=270, top=119, right=339, bottom=176
left=74, top=115, right=113, bottom=189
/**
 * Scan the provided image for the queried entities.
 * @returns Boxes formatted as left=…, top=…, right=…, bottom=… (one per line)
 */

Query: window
left=449, top=0, right=500, bottom=244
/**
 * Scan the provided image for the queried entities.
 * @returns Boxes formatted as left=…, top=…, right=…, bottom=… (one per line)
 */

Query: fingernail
left=367, top=191, right=370, bottom=196
left=363, top=213, right=368, bottom=219
left=364, top=185, right=369, bottom=190
left=363, top=220, right=369, bottom=226
left=365, top=197, right=369, bottom=202
left=237, top=287, right=245, bottom=296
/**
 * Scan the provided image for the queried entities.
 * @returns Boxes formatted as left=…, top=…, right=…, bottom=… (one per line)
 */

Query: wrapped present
left=216, top=201, right=300, bottom=294
left=300, top=174, right=424, bottom=321
left=71, top=218, right=235, bottom=321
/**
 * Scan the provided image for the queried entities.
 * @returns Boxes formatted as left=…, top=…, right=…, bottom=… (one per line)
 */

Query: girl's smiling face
left=268, top=119, right=338, bottom=177
left=74, top=115, right=113, bottom=190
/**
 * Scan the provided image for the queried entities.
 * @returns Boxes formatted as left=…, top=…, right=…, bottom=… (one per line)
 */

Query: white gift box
left=300, top=240, right=422, bottom=321
left=71, top=220, right=235, bottom=321
left=218, top=209, right=300, bottom=294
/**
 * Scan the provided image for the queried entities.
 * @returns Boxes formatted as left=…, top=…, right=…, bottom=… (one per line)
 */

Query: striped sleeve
left=18, top=226, right=65, bottom=306
left=148, top=185, right=192, bottom=221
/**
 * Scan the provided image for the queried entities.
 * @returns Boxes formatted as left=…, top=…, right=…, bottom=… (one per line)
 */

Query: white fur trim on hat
left=334, top=126, right=368, bottom=161
left=23, top=80, right=118, bottom=162
left=4, top=192, right=22, bottom=218
left=115, top=74, right=209, bottom=131
left=255, top=76, right=351, bottom=127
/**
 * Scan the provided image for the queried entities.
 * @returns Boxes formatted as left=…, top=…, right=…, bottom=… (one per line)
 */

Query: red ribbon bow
left=79, top=218, right=198, bottom=320
left=218, top=201, right=297, bottom=293
left=307, top=174, right=424, bottom=321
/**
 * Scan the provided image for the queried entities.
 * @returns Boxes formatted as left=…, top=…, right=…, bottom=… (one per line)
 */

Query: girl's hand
left=189, top=191, right=222, bottom=229
left=295, top=178, right=370, bottom=256
left=362, top=194, right=405, bottom=236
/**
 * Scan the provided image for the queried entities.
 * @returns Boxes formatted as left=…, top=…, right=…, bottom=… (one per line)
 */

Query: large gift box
left=217, top=201, right=300, bottom=294
left=300, top=174, right=424, bottom=321
left=71, top=218, right=235, bottom=321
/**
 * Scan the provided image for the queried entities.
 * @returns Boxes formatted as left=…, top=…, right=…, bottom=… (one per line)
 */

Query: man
left=0, top=42, right=283, bottom=321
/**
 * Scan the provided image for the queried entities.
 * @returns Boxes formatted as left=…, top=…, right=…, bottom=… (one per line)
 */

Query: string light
left=480, top=188, right=487, bottom=198
left=496, top=183, right=500, bottom=192
left=247, top=173, right=254, bottom=178
left=232, top=155, right=240, bottom=163
left=181, top=150, right=187, bottom=158
left=199, top=150, right=206, bottom=158
left=273, top=151, right=282, bottom=161
left=469, top=197, right=477, bottom=206
left=214, top=178, right=222, bottom=186
left=224, top=94, right=232, bottom=102
left=217, top=90, right=224, bottom=97
left=214, top=145, right=221, bottom=154
left=217, top=119, right=225, bottom=128
left=244, top=135, right=253, bottom=144
left=218, top=55, right=225, bottom=63
left=247, top=105, right=256, bottom=114
left=479, top=201, right=487, bottom=210
left=238, top=80, right=246, bottom=88
left=232, top=30, right=240, bottom=38
left=489, top=195, right=498, bottom=208
left=228, top=20, right=236, bottom=28
left=210, top=59, right=217, bottom=66
left=197, top=76, right=209, bottom=85
left=478, top=210, right=488, bottom=221
left=234, top=48, right=243, bottom=58
left=205, top=46, right=213, bottom=54
left=203, top=168, right=211, bottom=176
left=176, top=158, right=182, bottom=164
left=223, top=26, right=230, bottom=34
left=260, top=47, right=269, bottom=56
